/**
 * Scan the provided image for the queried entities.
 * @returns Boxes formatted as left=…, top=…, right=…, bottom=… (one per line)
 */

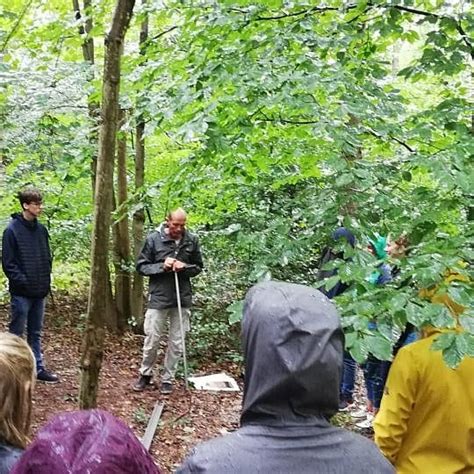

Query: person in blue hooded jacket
left=177, top=282, right=394, bottom=474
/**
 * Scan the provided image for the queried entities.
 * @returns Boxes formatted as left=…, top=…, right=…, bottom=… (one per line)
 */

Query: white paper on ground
left=188, top=372, right=240, bottom=392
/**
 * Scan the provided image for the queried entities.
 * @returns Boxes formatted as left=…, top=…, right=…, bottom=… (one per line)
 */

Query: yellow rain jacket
left=374, top=272, right=474, bottom=473
left=418, top=270, right=467, bottom=317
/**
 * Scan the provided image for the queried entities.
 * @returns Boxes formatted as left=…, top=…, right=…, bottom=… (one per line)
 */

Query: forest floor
left=0, top=293, right=368, bottom=473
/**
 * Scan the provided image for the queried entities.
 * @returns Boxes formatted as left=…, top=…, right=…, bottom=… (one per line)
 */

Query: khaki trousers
left=139, top=307, right=190, bottom=382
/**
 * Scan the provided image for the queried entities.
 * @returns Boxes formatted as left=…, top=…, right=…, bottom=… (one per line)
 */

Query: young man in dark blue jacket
left=1, top=187, right=59, bottom=383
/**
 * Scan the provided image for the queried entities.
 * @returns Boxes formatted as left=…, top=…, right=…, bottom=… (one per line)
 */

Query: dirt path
left=0, top=295, right=242, bottom=473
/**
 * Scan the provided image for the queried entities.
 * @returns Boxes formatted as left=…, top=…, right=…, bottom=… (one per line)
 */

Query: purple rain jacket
left=177, top=281, right=394, bottom=474
left=11, top=409, right=160, bottom=474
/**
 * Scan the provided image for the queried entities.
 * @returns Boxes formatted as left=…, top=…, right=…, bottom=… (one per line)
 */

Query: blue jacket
left=0, top=443, right=22, bottom=474
left=2, top=213, right=52, bottom=298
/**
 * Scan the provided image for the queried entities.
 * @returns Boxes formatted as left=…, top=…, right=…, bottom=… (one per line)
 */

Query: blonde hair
left=0, top=333, right=35, bottom=449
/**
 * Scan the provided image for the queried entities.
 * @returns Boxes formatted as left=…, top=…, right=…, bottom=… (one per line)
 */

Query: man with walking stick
left=133, top=208, right=203, bottom=394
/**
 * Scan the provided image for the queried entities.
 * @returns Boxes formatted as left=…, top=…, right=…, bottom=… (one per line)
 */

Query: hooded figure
left=367, top=235, right=392, bottom=285
left=178, top=282, right=393, bottom=473
left=317, top=227, right=356, bottom=299
left=11, top=410, right=160, bottom=474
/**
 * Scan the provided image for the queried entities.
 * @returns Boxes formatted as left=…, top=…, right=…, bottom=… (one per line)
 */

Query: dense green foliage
left=1, top=0, right=472, bottom=366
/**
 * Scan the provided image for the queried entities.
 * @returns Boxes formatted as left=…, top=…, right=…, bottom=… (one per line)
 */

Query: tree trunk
left=113, top=108, right=132, bottom=333
left=339, top=113, right=361, bottom=217
left=72, top=0, right=100, bottom=191
left=79, top=0, right=135, bottom=410
left=131, top=0, right=148, bottom=330
left=73, top=0, right=118, bottom=329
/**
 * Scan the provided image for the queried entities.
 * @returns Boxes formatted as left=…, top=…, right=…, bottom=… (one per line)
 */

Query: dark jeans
left=9, top=295, right=45, bottom=372
left=362, top=357, right=391, bottom=409
left=340, top=351, right=357, bottom=401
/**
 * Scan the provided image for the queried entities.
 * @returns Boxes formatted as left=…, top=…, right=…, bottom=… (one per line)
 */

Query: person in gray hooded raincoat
left=177, top=281, right=394, bottom=474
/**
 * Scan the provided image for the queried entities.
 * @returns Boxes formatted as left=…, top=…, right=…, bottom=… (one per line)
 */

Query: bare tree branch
left=257, top=113, right=417, bottom=153
left=152, top=25, right=178, bottom=41
left=386, top=4, right=473, bottom=55
left=237, top=2, right=472, bottom=55
left=388, top=134, right=416, bottom=153
left=1, top=0, right=35, bottom=53
left=253, top=5, right=341, bottom=21
left=365, top=128, right=416, bottom=153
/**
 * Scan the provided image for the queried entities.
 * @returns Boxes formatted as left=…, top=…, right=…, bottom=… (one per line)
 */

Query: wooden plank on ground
left=141, top=401, right=164, bottom=451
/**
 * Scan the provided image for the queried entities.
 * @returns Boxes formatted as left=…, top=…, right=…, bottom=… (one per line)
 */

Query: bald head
left=168, top=208, right=187, bottom=220
left=166, top=208, right=187, bottom=239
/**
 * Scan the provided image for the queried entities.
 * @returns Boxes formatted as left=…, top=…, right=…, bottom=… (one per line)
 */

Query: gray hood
left=241, top=281, right=343, bottom=425
left=177, top=282, right=395, bottom=474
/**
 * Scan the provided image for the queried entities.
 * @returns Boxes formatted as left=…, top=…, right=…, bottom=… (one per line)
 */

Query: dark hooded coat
left=317, top=227, right=355, bottom=300
left=177, top=282, right=394, bottom=474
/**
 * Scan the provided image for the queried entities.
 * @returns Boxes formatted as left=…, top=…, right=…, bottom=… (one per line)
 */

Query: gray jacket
left=177, top=282, right=394, bottom=474
left=136, top=225, right=203, bottom=309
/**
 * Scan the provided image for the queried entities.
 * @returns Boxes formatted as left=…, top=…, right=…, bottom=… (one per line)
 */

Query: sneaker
left=132, top=375, right=152, bottom=392
left=160, top=381, right=173, bottom=395
left=351, top=407, right=369, bottom=419
left=37, top=369, right=59, bottom=384
left=338, top=399, right=354, bottom=412
left=355, top=414, right=374, bottom=429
